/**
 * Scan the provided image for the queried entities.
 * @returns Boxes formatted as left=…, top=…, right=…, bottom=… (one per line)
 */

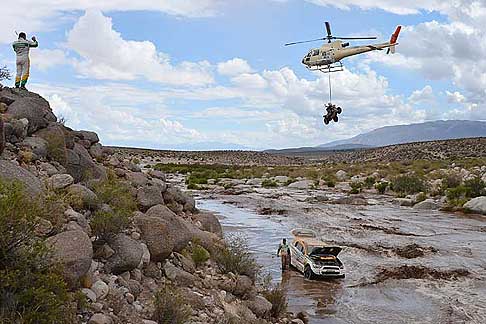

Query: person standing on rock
left=12, top=32, right=38, bottom=90
left=277, top=238, right=290, bottom=271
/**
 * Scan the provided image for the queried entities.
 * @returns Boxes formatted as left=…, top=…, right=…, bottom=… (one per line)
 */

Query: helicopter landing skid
left=307, top=62, right=344, bottom=73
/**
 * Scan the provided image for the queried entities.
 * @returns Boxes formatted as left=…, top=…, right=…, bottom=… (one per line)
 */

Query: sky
left=0, top=0, right=485, bottom=150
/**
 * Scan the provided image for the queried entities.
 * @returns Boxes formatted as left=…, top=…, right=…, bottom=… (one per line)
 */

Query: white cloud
left=217, top=58, right=254, bottom=76
left=67, top=10, right=214, bottom=86
left=446, top=91, right=466, bottom=104
left=0, top=0, right=221, bottom=44
left=30, top=49, right=69, bottom=71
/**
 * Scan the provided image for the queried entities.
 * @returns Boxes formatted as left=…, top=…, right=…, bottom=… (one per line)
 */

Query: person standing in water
left=277, top=238, right=290, bottom=271
left=12, top=32, right=38, bottom=90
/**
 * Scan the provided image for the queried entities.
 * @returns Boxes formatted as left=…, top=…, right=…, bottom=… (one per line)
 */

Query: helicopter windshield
left=312, top=49, right=319, bottom=56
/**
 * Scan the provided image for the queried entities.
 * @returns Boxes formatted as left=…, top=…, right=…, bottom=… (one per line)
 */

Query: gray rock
left=246, top=295, right=272, bottom=318
left=126, top=172, right=148, bottom=187
left=47, top=173, right=74, bottom=190
left=20, top=136, right=48, bottom=159
left=336, top=170, right=348, bottom=181
left=464, top=196, right=486, bottom=215
left=193, top=212, right=223, bottom=238
left=148, top=169, right=166, bottom=181
left=395, top=198, right=414, bottom=207
left=66, top=184, right=99, bottom=210
left=5, top=90, right=56, bottom=134
left=91, top=280, right=109, bottom=300
left=288, top=180, right=313, bottom=190
left=34, top=124, right=67, bottom=164
left=88, top=313, right=113, bottom=324
left=234, top=275, right=254, bottom=298
left=75, top=130, right=99, bottom=145
left=163, top=261, right=197, bottom=287
left=106, top=234, right=143, bottom=274
left=81, top=288, right=97, bottom=303
left=46, top=230, right=93, bottom=286
left=66, top=143, right=96, bottom=182
left=0, top=160, right=44, bottom=196
left=145, top=205, right=192, bottom=252
left=136, top=184, right=164, bottom=211
left=134, top=215, right=175, bottom=262
left=39, top=162, right=60, bottom=176
left=89, top=143, right=103, bottom=160
left=413, top=199, right=440, bottom=210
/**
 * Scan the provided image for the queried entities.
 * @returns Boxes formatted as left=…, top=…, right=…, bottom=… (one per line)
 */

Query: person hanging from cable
left=12, top=32, right=38, bottom=90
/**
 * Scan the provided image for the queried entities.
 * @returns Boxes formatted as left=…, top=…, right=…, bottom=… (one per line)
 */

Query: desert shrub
left=364, top=177, right=376, bottom=189
left=43, top=132, right=67, bottom=166
left=391, top=175, right=426, bottom=195
left=215, top=235, right=260, bottom=280
left=262, top=179, right=278, bottom=188
left=184, top=244, right=210, bottom=267
left=441, top=174, right=462, bottom=191
left=0, top=66, right=11, bottom=82
left=0, top=179, right=74, bottom=324
left=153, top=285, right=191, bottom=324
left=132, top=158, right=141, bottom=165
left=463, top=177, right=486, bottom=198
left=326, top=180, right=336, bottom=187
left=375, top=182, right=388, bottom=194
left=91, top=174, right=136, bottom=242
left=446, top=186, right=468, bottom=207
left=260, top=275, right=287, bottom=319
left=187, top=182, right=200, bottom=190
left=350, top=182, right=363, bottom=194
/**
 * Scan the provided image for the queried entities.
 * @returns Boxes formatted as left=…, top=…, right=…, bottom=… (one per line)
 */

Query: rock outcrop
left=464, top=197, right=486, bottom=215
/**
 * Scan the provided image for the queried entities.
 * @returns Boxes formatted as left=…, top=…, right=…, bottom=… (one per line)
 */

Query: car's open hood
left=309, top=246, right=342, bottom=257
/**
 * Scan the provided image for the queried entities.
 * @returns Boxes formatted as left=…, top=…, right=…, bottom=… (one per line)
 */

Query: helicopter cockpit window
left=312, top=49, right=320, bottom=56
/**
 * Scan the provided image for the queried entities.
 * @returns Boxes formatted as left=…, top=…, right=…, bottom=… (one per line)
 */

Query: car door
left=292, top=241, right=306, bottom=272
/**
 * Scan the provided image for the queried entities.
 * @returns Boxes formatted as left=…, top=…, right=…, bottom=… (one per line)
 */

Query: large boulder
left=0, top=160, right=44, bottom=196
left=74, top=130, right=99, bottom=145
left=34, top=123, right=68, bottom=165
left=46, top=230, right=93, bottom=285
left=246, top=295, right=272, bottom=318
left=193, top=212, right=223, bottom=238
left=464, top=197, right=486, bottom=215
left=66, top=143, right=97, bottom=182
left=136, top=184, right=164, bottom=212
left=134, top=215, right=175, bottom=262
left=163, top=261, right=197, bottom=287
left=66, top=184, right=100, bottom=210
left=336, top=170, right=348, bottom=181
left=105, top=234, right=143, bottom=274
left=145, top=205, right=192, bottom=252
left=19, top=136, right=48, bottom=159
left=4, top=90, right=56, bottom=134
left=47, top=173, right=74, bottom=190
left=288, top=180, right=313, bottom=190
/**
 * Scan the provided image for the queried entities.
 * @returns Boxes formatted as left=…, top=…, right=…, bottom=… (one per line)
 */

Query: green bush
left=184, top=244, right=210, bottom=267
left=364, top=177, right=376, bottom=189
left=91, top=174, right=136, bottom=242
left=326, top=180, right=336, bottom=188
left=284, top=178, right=297, bottom=186
left=262, top=179, right=278, bottom=188
left=441, top=174, right=462, bottom=191
left=463, top=177, right=485, bottom=198
left=215, top=235, right=260, bottom=280
left=153, top=285, right=191, bottom=324
left=43, top=132, right=67, bottom=166
left=375, top=182, right=388, bottom=194
left=261, top=275, right=287, bottom=319
left=446, top=186, right=468, bottom=207
left=391, top=175, right=426, bottom=195
left=350, top=182, right=363, bottom=194
left=0, top=179, right=75, bottom=324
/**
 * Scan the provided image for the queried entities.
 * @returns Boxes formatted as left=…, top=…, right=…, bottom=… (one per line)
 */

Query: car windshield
left=308, top=246, right=342, bottom=256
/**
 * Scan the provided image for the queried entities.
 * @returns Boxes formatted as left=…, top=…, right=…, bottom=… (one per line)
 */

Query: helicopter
left=285, top=22, right=401, bottom=125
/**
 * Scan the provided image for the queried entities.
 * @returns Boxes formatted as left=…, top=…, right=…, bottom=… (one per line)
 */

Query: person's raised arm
left=28, top=36, right=38, bottom=48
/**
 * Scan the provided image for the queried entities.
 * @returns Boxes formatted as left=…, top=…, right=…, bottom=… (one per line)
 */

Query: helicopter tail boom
left=387, top=26, right=401, bottom=54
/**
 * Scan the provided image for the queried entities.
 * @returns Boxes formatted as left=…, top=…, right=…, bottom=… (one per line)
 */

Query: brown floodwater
left=198, top=188, right=486, bottom=324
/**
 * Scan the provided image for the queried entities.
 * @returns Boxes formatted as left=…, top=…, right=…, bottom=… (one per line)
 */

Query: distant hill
left=265, top=143, right=373, bottom=154
left=319, top=120, right=486, bottom=148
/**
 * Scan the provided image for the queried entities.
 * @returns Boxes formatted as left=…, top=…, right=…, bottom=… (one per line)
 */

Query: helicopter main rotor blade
left=284, top=38, right=326, bottom=46
left=325, top=21, right=332, bottom=37
left=334, top=36, right=377, bottom=40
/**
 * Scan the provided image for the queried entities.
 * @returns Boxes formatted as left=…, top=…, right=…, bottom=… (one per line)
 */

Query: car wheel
left=304, top=265, right=315, bottom=280
left=324, top=117, right=329, bottom=125
left=337, top=107, right=342, bottom=114
left=333, top=116, right=339, bottom=122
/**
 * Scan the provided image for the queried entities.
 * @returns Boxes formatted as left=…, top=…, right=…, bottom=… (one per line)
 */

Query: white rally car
left=289, top=229, right=345, bottom=280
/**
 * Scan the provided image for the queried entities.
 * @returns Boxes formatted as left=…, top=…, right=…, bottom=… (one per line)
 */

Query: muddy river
left=197, top=188, right=486, bottom=324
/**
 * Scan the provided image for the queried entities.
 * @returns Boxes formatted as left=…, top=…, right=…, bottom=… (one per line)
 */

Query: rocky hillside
left=0, top=85, right=296, bottom=324
left=320, top=120, right=486, bottom=148
left=297, top=137, right=486, bottom=164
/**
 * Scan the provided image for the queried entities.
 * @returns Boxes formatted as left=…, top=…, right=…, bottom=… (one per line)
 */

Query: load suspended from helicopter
left=285, top=22, right=402, bottom=125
